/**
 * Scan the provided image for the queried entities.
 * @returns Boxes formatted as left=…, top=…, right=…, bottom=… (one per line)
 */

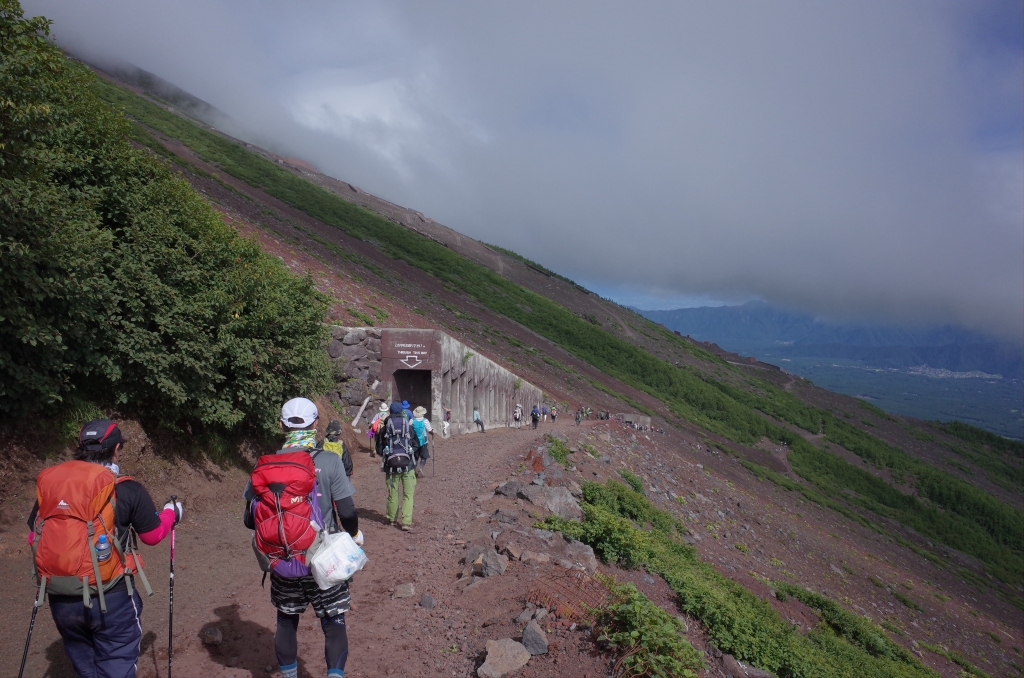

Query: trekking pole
left=168, top=495, right=177, bottom=678
left=17, top=586, right=42, bottom=678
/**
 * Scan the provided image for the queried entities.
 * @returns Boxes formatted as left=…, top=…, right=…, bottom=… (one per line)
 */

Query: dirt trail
left=3, top=424, right=606, bottom=678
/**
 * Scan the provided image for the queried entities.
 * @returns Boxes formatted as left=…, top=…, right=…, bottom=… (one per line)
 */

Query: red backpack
left=250, top=451, right=324, bottom=577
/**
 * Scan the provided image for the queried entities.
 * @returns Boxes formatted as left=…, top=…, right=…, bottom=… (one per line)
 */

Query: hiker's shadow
left=199, top=604, right=281, bottom=677
left=359, top=507, right=395, bottom=526
left=42, top=639, right=75, bottom=677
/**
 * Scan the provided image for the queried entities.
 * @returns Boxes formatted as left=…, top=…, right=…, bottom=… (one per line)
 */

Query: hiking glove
left=163, top=500, right=183, bottom=525
left=353, top=530, right=364, bottom=547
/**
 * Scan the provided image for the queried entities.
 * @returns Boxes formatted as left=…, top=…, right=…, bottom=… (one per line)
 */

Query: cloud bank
left=27, top=0, right=1024, bottom=338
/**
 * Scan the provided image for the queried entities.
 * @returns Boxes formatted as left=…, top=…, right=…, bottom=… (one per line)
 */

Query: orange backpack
left=32, top=460, right=152, bottom=611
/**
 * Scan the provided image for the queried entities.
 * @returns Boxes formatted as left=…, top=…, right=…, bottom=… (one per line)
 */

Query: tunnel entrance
left=393, top=369, right=432, bottom=419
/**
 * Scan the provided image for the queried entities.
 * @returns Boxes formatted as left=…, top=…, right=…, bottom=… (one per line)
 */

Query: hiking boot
left=401, top=524, right=413, bottom=532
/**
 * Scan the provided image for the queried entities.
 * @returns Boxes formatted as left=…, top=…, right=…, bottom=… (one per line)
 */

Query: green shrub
left=546, top=436, right=571, bottom=464
left=619, top=470, right=646, bottom=495
left=595, top=576, right=704, bottom=678
left=0, top=2, right=330, bottom=432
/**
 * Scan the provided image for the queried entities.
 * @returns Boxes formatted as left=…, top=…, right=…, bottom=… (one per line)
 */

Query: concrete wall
left=325, top=326, right=542, bottom=437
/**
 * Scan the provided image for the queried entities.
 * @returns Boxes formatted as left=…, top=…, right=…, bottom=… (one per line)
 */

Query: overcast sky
left=29, top=1, right=1024, bottom=339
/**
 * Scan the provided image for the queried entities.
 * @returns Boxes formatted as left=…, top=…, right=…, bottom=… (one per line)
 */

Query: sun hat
left=413, top=406, right=427, bottom=417
left=281, top=397, right=319, bottom=428
left=389, top=402, right=403, bottom=415
left=401, top=400, right=410, bottom=409
left=378, top=402, right=389, bottom=413
left=78, top=419, right=126, bottom=452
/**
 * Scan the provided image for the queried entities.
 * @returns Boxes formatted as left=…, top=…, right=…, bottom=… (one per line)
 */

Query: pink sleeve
left=138, top=508, right=175, bottom=545
left=27, top=531, right=34, bottom=546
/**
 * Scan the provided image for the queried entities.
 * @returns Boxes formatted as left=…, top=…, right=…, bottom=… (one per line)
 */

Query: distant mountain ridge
left=638, top=301, right=1023, bottom=378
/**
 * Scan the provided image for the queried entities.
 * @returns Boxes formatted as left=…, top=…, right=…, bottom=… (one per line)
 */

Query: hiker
left=575, top=409, right=582, bottom=427
left=243, top=398, right=360, bottom=678
left=367, top=402, right=389, bottom=458
left=513, top=405, right=522, bottom=428
left=473, top=406, right=485, bottom=433
left=410, top=406, right=434, bottom=478
left=531, top=406, right=540, bottom=430
left=401, top=399, right=412, bottom=419
left=27, top=419, right=180, bottom=678
left=377, top=402, right=419, bottom=530
left=442, top=407, right=452, bottom=437
left=322, top=420, right=354, bottom=478
left=551, top=407, right=557, bottom=423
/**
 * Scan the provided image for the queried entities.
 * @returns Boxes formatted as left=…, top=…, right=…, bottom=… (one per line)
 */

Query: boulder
left=327, top=340, right=345, bottom=359
left=722, top=654, right=743, bottom=678
left=520, top=551, right=550, bottom=565
left=201, top=628, right=223, bottom=646
left=500, top=543, right=523, bottom=561
left=516, top=608, right=535, bottom=624
left=420, top=594, right=436, bottom=609
left=477, top=639, right=531, bottom=678
left=473, top=549, right=508, bottom=577
left=365, top=337, right=381, bottom=352
left=342, top=343, right=367, bottom=359
left=565, top=540, right=599, bottom=574
left=330, top=325, right=348, bottom=340
left=522, top=620, right=549, bottom=655
left=495, top=480, right=522, bottom=497
left=517, top=485, right=583, bottom=521
left=342, top=329, right=366, bottom=345
left=492, top=509, right=518, bottom=525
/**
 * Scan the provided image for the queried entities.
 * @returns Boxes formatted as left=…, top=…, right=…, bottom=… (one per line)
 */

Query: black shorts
left=270, top=571, right=351, bottom=618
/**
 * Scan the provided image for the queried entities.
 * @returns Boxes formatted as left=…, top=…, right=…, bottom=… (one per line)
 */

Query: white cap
left=281, top=397, right=318, bottom=428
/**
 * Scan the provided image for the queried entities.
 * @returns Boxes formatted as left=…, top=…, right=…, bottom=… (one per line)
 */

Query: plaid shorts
left=269, top=571, right=351, bottom=618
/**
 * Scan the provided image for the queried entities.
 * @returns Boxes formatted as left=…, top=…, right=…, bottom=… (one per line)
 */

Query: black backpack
left=384, top=417, right=414, bottom=470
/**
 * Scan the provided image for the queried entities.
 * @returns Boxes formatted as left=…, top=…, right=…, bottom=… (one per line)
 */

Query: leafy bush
left=595, top=576, right=704, bottom=677
left=619, top=470, right=646, bottom=495
left=0, top=2, right=330, bottom=432
left=546, top=436, right=571, bottom=464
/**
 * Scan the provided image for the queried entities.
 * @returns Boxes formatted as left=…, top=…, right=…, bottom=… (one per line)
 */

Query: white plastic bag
left=309, top=531, right=368, bottom=590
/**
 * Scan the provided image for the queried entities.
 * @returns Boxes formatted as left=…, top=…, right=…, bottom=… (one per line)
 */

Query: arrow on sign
left=401, top=355, right=423, bottom=369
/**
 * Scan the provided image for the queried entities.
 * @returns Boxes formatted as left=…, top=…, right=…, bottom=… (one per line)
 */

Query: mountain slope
left=78, top=64, right=1024, bottom=675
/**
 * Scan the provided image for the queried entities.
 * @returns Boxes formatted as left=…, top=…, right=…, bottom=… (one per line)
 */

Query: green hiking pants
left=385, top=471, right=417, bottom=525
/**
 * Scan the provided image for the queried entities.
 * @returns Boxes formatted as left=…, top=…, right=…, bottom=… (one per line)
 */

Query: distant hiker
left=575, top=409, right=582, bottom=427
left=513, top=404, right=522, bottom=428
left=531, top=406, right=540, bottom=430
left=367, top=402, right=389, bottom=458
left=322, top=420, right=354, bottom=478
left=243, top=398, right=360, bottom=678
left=410, top=406, right=434, bottom=479
left=550, top=407, right=557, bottom=423
left=28, top=419, right=180, bottom=678
left=541, top=406, right=548, bottom=422
left=442, top=407, right=452, bottom=437
left=473, top=406, right=485, bottom=433
left=378, top=402, right=420, bottom=530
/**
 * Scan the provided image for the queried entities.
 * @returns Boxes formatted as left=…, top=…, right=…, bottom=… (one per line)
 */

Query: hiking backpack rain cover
left=33, top=461, right=145, bottom=609
left=250, top=451, right=324, bottom=577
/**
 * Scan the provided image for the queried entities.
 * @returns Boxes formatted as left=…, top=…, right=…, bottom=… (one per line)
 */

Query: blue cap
left=390, top=402, right=403, bottom=414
